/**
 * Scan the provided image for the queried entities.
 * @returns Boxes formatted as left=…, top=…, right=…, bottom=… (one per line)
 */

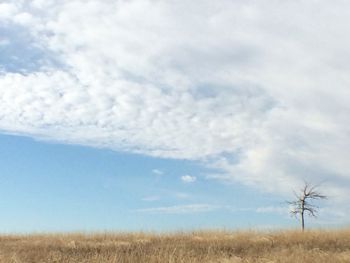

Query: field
left=0, top=230, right=350, bottom=262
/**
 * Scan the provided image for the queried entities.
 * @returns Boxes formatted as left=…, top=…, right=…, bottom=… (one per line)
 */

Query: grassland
left=0, top=229, right=350, bottom=262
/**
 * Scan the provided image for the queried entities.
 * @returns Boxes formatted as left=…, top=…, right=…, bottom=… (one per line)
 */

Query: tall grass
left=0, top=229, right=349, bottom=262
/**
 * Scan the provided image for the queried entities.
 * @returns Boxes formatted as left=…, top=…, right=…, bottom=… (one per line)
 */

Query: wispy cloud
left=256, top=206, right=287, bottom=215
left=135, top=204, right=218, bottom=214
left=181, top=175, right=196, bottom=183
left=174, top=192, right=190, bottom=199
left=135, top=204, right=286, bottom=215
left=141, top=196, right=160, bottom=202
left=0, top=38, right=10, bottom=46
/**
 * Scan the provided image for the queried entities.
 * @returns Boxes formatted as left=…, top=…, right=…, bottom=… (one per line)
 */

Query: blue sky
left=0, top=133, right=291, bottom=232
left=0, top=0, right=350, bottom=231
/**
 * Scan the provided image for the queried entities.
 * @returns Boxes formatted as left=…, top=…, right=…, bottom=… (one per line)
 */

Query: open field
left=0, top=230, right=350, bottom=262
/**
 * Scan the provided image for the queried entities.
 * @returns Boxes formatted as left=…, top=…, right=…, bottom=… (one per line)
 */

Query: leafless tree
left=287, top=182, right=327, bottom=231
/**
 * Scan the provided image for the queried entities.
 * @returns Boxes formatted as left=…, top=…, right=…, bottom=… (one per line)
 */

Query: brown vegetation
left=0, top=229, right=350, bottom=262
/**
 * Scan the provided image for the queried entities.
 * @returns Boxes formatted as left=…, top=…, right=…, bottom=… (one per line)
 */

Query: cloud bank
left=1, top=0, right=350, bottom=207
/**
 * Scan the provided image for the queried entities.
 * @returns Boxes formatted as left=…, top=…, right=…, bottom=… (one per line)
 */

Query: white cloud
left=0, top=0, right=350, bottom=223
left=152, top=169, right=164, bottom=176
left=13, top=12, right=36, bottom=26
left=135, top=204, right=217, bottom=214
left=181, top=175, right=197, bottom=183
left=0, top=3, right=18, bottom=19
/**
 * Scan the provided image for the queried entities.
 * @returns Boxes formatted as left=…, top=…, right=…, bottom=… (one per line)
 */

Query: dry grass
left=0, top=229, right=350, bottom=262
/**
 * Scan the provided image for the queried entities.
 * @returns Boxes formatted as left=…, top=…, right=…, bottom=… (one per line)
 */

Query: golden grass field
left=0, top=230, right=350, bottom=262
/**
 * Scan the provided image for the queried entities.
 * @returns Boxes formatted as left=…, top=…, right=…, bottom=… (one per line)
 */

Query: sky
left=0, top=0, right=349, bottom=232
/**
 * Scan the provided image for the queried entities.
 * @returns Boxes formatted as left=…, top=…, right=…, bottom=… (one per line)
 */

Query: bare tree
left=288, top=182, right=327, bottom=231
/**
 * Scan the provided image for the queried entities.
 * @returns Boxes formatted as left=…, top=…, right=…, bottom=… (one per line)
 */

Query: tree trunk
left=301, top=212, right=305, bottom=231
left=301, top=199, right=305, bottom=231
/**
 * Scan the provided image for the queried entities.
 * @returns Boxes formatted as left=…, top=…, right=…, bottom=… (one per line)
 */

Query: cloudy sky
left=0, top=0, right=349, bottom=231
